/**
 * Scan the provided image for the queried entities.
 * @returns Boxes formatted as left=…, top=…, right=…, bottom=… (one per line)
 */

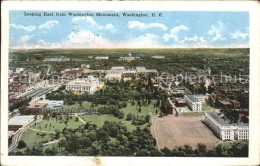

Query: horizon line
left=9, top=47, right=250, bottom=50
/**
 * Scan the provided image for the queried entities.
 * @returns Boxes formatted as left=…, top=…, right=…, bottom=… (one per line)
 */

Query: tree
left=156, top=100, right=160, bottom=107
left=17, top=140, right=27, bottom=149
left=75, top=117, right=79, bottom=122
left=55, top=130, right=60, bottom=139
left=126, top=113, right=133, bottom=121
left=139, top=108, right=142, bottom=113
left=145, top=115, right=150, bottom=123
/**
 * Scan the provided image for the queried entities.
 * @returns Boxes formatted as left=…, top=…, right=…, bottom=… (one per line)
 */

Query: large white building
left=95, top=56, right=109, bottom=60
left=37, top=100, right=64, bottom=108
left=65, top=76, right=99, bottom=94
left=184, top=95, right=202, bottom=111
left=204, top=111, right=249, bottom=141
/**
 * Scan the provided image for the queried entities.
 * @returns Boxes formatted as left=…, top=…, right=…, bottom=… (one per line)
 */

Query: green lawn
left=18, top=116, right=85, bottom=150
left=120, top=100, right=160, bottom=118
left=202, top=103, right=214, bottom=111
left=19, top=101, right=156, bottom=151
left=79, top=114, right=149, bottom=132
left=20, top=130, right=52, bottom=148
left=182, top=112, right=204, bottom=117
left=32, top=116, right=84, bottom=132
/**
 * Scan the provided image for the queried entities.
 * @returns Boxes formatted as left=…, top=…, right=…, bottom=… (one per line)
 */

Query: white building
left=184, top=95, right=202, bottom=111
left=194, top=94, right=207, bottom=103
left=105, top=73, right=122, bottom=80
left=16, top=68, right=24, bottom=73
left=95, top=56, right=109, bottom=60
left=204, top=111, right=249, bottom=140
left=151, top=55, right=165, bottom=59
left=38, top=100, right=64, bottom=108
left=65, top=76, right=99, bottom=94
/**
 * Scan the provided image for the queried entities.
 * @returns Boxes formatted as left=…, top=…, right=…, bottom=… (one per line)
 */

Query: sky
left=9, top=11, right=249, bottom=48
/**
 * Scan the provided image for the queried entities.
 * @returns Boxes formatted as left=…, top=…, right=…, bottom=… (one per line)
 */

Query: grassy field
left=79, top=114, right=148, bottom=132
left=202, top=103, right=215, bottom=111
left=182, top=112, right=204, bottom=117
left=120, top=100, right=160, bottom=118
left=19, top=101, right=157, bottom=151
left=19, top=116, right=85, bottom=151
left=20, top=130, right=52, bottom=148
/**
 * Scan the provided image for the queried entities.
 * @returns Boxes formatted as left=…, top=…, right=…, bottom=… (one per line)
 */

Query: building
left=44, top=57, right=64, bottom=62
left=8, top=115, right=35, bottom=131
left=65, top=76, right=99, bottom=94
left=175, top=98, right=187, bottom=107
left=105, top=73, right=122, bottom=80
left=16, top=68, right=24, bottom=73
left=204, top=111, right=249, bottom=140
left=136, top=67, right=157, bottom=73
left=27, top=102, right=47, bottom=111
left=194, top=94, right=207, bottom=103
left=184, top=95, right=202, bottom=111
left=119, top=57, right=140, bottom=61
left=151, top=55, right=165, bottom=59
left=37, top=100, right=64, bottom=108
left=23, top=88, right=52, bottom=103
left=95, top=56, right=109, bottom=60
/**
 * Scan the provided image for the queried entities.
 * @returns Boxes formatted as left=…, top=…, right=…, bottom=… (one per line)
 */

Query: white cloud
left=127, top=33, right=162, bottom=48
left=179, top=35, right=207, bottom=44
left=62, top=30, right=114, bottom=48
left=199, top=37, right=206, bottom=43
left=208, top=21, right=226, bottom=41
left=10, top=24, right=36, bottom=32
left=163, top=25, right=189, bottom=42
left=72, top=17, right=97, bottom=26
left=230, top=31, right=248, bottom=39
left=39, top=20, right=59, bottom=30
left=20, top=35, right=34, bottom=42
left=72, top=17, right=116, bottom=32
left=128, top=21, right=167, bottom=31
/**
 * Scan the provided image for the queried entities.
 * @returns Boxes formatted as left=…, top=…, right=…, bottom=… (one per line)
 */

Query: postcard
left=1, top=1, right=260, bottom=166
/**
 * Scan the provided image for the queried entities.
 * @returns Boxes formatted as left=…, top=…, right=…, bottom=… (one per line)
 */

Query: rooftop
left=23, top=88, right=51, bottom=99
left=206, top=111, right=249, bottom=127
left=186, top=95, right=199, bottom=102
left=66, top=78, right=98, bottom=86
left=111, top=66, right=125, bottom=70
left=8, top=115, right=34, bottom=126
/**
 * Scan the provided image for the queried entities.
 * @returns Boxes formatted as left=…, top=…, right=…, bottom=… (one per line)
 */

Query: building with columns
left=204, top=111, right=249, bottom=141
left=65, top=76, right=99, bottom=94
left=184, top=95, right=202, bottom=111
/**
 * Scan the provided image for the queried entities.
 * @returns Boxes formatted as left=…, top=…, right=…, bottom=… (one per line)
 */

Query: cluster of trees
left=9, top=98, right=31, bottom=112
left=99, top=106, right=124, bottom=119
left=13, top=120, right=248, bottom=157
left=160, top=142, right=248, bottom=157
left=126, top=113, right=151, bottom=126
left=19, top=121, right=157, bottom=156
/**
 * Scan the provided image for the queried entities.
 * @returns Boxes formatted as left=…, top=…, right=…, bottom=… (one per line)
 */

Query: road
left=8, top=116, right=43, bottom=153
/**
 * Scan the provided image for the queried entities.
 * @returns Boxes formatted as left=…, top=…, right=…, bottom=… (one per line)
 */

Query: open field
left=152, top=115, right=220, bottom=150
left=79, top=114, right=149, bottom=132
left=19, top=116, right=85, bottom=149
left=120, top=100, right=160, bottom=118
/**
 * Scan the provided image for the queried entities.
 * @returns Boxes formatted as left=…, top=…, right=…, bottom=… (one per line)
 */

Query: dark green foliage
left=17, top=140, right=27, bottom=149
